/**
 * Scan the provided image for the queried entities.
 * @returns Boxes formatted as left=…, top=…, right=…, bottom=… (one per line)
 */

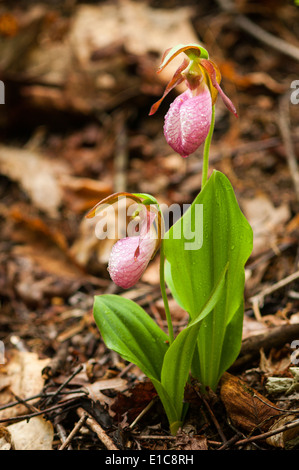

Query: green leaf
left=93, top=295, right=169, bottom=381
left=160, top=263, right=228, bottom=428
left=150, top=379, right=181, bottom=435
left=164, top=171, right=253, bottom=390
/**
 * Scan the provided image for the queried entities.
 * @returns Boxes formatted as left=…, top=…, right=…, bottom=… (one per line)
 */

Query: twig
left=201, top=394, right=227, bottom=443
left=0, top=389, right=86, bottom=412
left=11, top=392, right=39, bottom=415
left=42, top=341, right=70, bottom=380
left=56, top=423, right=71, bottom=450
left=0, top=398, right=79, bottom=424
left=236, top=16, right=299, bottom=62
left=77, top=407, right=118, bottom=450
left=193, top=385, right=227, bottom=443
left=249, top=270, right=299, bottom=309
left=233, top=418, right=299, bottom=447
left=216, top=0, right=299, bottom=61
left=230, top=323, right=299, bottom=371
left=133, top=434, right=176, bottom=440
left=129, top=397, right=158, bottom=430
left=217, top=433, right=243, bottom=450
left=278, top=93, right=299, bottom=202
left=59, top=412, right=88, bottom=450
left=117, top=362, right=135, bottom=378
left=253, top=393, right=299, bottom=415
left=0, top=393, right=42, bottom=412
left=45, top=364, right=84, bottom=405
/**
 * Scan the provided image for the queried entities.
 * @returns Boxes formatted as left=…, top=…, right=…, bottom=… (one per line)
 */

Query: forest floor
left=0, top=0, right=299, bottom=451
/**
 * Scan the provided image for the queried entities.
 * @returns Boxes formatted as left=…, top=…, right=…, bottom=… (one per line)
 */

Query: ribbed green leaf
left=93, top=295, right=169, bottom=381
left=160, top=263, right=228, bottom=427
left=164, top=170, right=253, bottom=390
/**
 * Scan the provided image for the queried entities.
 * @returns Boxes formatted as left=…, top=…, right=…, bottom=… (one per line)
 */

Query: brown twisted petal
left=149, top=58, right=189, bottom=116
left=85, top=192, right=142, bottom=219
left=200, top=59, right=238, bottom=117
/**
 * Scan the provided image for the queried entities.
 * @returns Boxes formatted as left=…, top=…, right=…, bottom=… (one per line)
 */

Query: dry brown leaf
left=9, top=204, right=68, bottom=251
left=59, top=175, right=113, bottom=213
left=0, top=350, right=49, bottom=422
left=220, top=372, right=280, bottom=433
left=111, top=381, right=157, bottom=423
left=0, top=426, right=12, bottom=450
left=7, top=243, right=86, bottom=307
left=220, top=61, right=286, bottom=94
left=266, top=414, right=299, bottom=449
left=242, top=315, right=269, bottom=339
left=0, top=146, right=64, bottom=217
left=69, top=1, right=197, bottom=71
left=242, top=194, right=291, bottom=257
left=84, top=377, right=128, bottom=408
left=7, top=416, right=54, bottom=450
left=176, top=431, right=208, bottom=450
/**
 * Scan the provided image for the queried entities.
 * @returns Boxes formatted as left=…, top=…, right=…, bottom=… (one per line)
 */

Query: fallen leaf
left=69, top=0, right=197, bottom=72
left=111, top=381, right=157, bottom=423
left=221, top=61, right=286, bottom=94
left=7, top=416, right=54, bottom=450
left=59, top=175, right=113, bottom=213
left=5, top=243, right=86, bottom=307
left=176, top=431, right=208, bottom=450
left=0, top=426, right=12, bottom=450
left=242, top=194, right=291, bottom=257
left=220, top=372, right=280, bottom=433
left=0, top=350, right=49, bottom=422
left=0, top=146, right=64, bottom=217
left=266, top=414, right=299, bottom=449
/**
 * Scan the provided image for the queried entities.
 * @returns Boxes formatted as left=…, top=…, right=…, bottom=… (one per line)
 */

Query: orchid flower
left=86, top=193, right=162, bottom=289
left=150, top=44, right=238, bottom=158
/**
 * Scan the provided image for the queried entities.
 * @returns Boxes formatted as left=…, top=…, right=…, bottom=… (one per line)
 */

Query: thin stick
left=133, top=434, right=176, bottom=440
left=11, top=392, right=39, bottom=415
left=77, top=407, right=118, bottom=450
left=45, top=365, right=84, bottom=405
left=59, top=412, right=88, bottom=450
left=129, top=397, right=158, bottom=430
left=250, top=270, right=299, bottom=308
left=0, top=389, right=87, bottom=412
left=0, top=398, right=79, bottom=424
left=236, top=15, right=299, bottom=62
left=216, top=0, right=299, bottom=62
left=201, top=394, right=227, bottom=444
left=56, top=423, right=71, bottom=449
left=233, top=418, right=299, bottom=447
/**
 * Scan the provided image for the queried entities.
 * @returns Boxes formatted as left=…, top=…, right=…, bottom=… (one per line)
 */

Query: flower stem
left=159, top=239, right=174, bottom=345
left=201, top=104, right=215, bottom=189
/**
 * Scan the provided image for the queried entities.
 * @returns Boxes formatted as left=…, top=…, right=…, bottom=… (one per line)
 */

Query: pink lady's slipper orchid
left=86, top=193, right=162, bottom=289
left=149, top=44, right=238, bottom=158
